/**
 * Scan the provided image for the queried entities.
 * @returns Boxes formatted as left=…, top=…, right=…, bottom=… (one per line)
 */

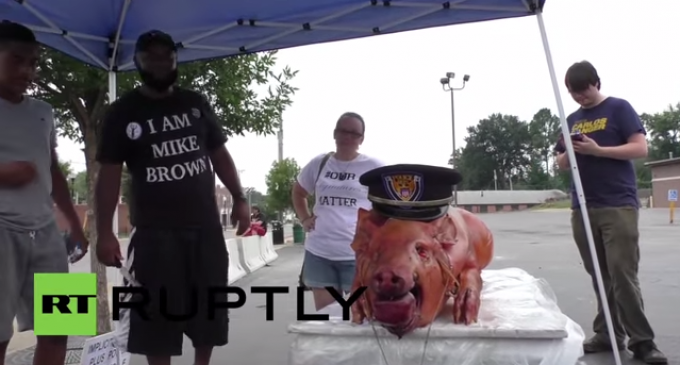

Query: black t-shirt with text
left=96, top=88, right=227, bottom=228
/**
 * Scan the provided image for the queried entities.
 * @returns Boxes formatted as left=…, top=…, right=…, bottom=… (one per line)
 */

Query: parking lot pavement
left=9, top=211, right=678, bottom=365
left=126, top=209, right=679, bottom=365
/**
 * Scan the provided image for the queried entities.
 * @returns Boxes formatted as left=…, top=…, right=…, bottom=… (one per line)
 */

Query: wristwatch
left=233, top=192, right=247, bottom=203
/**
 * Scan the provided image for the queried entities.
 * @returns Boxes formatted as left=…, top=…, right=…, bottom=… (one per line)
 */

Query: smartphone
left=63, top=232, right=82, bottom=263
left=570, top=132, right=584, bottom=141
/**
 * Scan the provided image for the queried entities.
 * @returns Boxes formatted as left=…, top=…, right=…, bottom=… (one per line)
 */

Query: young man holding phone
left=555, top=61, right=666, bottom=364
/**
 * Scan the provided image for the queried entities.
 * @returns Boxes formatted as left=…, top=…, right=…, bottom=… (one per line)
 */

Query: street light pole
left=440, top=72, right=470, bottom=207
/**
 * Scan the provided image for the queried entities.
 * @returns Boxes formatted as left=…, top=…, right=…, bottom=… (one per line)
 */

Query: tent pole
left=108, top=71, right=120, bottom=237
left=535, top=10, right=622, bottom=365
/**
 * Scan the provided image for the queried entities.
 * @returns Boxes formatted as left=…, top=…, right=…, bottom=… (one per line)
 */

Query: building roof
left=455, top=190, right=568, bottom=205
left=644, top=157, right=680, bottom=168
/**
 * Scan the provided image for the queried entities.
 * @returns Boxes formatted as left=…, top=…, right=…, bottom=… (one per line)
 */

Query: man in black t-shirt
left=94, top=30, right=250, bottom=365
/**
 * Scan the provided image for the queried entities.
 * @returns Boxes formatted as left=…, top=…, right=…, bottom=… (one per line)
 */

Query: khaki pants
left=571, top=207, right=654, bottom=348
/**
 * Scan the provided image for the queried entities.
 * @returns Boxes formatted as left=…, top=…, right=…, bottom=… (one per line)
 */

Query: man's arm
left=553, top=134, right=571, bottom=171
left=292, top=182, right=312, bottom=221
left=50, top=150, right=81, bottom=229
left=595, top=133, right=648, bottom=160
left=211, top=147, right=246, bottom=202
left=199, top=95, right=247, bottom=201
left=95, top=165, right=123, bottom=235
left=556, top=152, right=570, bottom=171
left=94, top=104, right=127, bottom=235
left=291, top=158, right=317, bottom=222
left=595, top=100, right=648, bottom=160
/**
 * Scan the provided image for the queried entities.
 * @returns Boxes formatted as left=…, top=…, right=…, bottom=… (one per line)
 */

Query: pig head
left=350, top=206, right=494, bottom=338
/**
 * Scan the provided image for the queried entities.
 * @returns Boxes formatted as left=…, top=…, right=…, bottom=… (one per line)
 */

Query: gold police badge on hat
left=383, top=173, right=423, bottom=202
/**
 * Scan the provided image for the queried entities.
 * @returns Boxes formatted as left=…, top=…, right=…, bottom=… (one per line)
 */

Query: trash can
left=271, top=220, right=284, bottom=245
left=293, top=223, right=305, bottom=245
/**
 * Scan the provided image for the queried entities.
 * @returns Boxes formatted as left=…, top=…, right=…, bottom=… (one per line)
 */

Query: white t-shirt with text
left=297, top=153, right=385, bottom=261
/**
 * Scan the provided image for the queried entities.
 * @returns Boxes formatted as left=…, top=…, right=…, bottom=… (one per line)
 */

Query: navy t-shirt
left=96, top=88, right=227, bottom=228
left=554, top=97, right=645, bottom=209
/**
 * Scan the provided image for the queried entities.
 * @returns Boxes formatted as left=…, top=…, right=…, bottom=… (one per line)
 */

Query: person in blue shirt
left=554, top=61, right=666, bottom=364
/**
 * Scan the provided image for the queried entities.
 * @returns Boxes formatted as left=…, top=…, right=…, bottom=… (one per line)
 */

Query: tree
left=246, top=188, right=266, bottom=208
left=71, top=171, right=87, bottom=203
left=528, top=108, right=561, bottom=174
left=120, top=166, right=132, bottom=204
left=641, top=104, right=680, bottom=161
left=57, top=159, right=73, bottom=178
left=33, top=49, right=298, bottom=334
left=457, top=114, right=532, bottom=190
left=265, top=158, right=301, bottom=214
left=57, top=160, right=79, bottom=203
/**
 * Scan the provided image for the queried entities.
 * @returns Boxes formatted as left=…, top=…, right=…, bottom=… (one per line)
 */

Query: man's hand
left=68, top=224, right=89, bottom=263
left=96, top=231, right=122, bottom=267
left=573, top=135, right=602, bottom=156
left=0, top=161, right=37, bottom=187
left=231, top=199, right=251, bottom=235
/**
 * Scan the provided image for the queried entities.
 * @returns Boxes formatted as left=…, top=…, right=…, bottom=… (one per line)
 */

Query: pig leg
left=452, top=267, right=482, bottom=325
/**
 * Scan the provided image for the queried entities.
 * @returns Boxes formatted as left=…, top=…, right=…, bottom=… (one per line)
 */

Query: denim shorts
left=302, top=250, right=356, bottom=293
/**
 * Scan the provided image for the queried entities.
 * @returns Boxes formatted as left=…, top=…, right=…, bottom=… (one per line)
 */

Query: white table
left=288, top=268, right=585, bottom=365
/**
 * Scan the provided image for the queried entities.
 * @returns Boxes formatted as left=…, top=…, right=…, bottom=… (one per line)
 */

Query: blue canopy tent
left=1, top=1, right=621, bottom=364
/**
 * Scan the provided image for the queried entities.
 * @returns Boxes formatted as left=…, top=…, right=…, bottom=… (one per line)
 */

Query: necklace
left=334, top=154, right=357, bottom=181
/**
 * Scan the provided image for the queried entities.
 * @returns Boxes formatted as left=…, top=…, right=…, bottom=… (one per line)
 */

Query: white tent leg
left=535, top=10, right=623, bottom=365
left=108, top=71, right=120, bottom=237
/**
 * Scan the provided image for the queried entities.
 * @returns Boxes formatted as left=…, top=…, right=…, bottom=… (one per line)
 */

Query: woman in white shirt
left=292, top=112, right=385, bottom=310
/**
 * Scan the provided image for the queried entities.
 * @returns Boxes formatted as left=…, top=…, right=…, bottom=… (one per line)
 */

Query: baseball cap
left=0, top=20, right=37, bottom=43
left=135, top=30, right=177, bottom=53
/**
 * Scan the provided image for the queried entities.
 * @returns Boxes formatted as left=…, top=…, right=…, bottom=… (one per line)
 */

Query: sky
left=57, top=0, right=680, bottom=193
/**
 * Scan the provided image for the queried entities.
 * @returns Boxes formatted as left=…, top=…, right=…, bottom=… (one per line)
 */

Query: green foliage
left=640, top=103, right=680, bottom=160
left=71, top=171, right=87, bottom=203
left=33, top=49, right=298, bottom=143
left=265, top=158, right=301, bottom=213
left=57, top=159, right=73, bottom=178
left=528, top=107, right=561, bottom=169
left=121, top=165, right=132, bottom=204
left=70, top=168, right=131, bottom=204
left=457, top=113, right=532, bottom=190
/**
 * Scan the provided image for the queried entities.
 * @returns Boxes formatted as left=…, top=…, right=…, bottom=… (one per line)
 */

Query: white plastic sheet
left=288, top=268, right=585, bottom=365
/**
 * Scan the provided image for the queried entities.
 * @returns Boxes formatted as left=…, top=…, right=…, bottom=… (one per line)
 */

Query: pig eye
left=416, top=245, right=428, bottom=258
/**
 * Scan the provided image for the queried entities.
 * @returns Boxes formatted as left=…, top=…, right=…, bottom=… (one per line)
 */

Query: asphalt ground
left=8, top=211, right=679, bottom=365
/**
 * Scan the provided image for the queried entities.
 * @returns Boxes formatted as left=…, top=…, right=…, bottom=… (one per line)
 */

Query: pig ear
left=351, top=208, right=386, bottom=253
left=433, top=215, right=457, bottom=248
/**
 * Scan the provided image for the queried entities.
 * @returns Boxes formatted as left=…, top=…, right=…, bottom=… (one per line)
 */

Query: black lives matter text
left=318, top=196, right=357, bottom=207
left=145, top=113, right=209, bottom=183
left=324, top=171, right=357, bottom=181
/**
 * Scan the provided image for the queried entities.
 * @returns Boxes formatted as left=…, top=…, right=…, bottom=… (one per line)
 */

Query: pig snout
left=371, top=267, right=415, bottom=297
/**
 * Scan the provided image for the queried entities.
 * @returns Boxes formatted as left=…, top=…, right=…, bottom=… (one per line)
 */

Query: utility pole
left=440, top=72, right=470, bottom=206
left=277, top=123, right=284, bottom=162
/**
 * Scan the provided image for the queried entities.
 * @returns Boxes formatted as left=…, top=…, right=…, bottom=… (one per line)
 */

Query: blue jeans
left=302, top=250, right=356, bottom=293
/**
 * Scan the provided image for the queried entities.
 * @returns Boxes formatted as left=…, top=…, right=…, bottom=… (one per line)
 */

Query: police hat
left=359, top=164, right=462, bottom=221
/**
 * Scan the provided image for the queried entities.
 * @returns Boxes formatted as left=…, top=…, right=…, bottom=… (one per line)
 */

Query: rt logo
left=34, top=273, right=97, bottom=336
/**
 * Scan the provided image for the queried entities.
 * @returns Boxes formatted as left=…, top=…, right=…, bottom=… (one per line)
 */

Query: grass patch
left=532, top=200, right=572, bottom=210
